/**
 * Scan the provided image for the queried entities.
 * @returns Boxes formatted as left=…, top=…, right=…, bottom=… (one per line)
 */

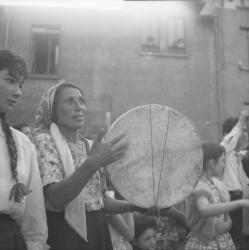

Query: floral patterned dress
left=185, top=178, right=235, bottom=250
left=35, top=132, right=106, bottom=212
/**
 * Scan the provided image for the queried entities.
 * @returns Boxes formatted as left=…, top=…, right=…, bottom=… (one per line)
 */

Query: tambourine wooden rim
left=104, top=104, right=203, bottom=208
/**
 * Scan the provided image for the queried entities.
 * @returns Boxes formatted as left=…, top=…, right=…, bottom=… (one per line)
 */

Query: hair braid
left=0, top=113, right=18, bottom=183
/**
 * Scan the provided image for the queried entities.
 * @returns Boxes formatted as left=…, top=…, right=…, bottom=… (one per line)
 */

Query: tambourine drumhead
left=104, top=104, right=203, bottom=208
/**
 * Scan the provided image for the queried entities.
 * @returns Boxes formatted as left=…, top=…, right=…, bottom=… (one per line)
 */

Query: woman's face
left=212, top=152, right=226, bottom=178
left=0, top=69, right=22, bottom=114
left=137, top=228, right=156, bottom=250
left=54, top=87, right=86, bottom=131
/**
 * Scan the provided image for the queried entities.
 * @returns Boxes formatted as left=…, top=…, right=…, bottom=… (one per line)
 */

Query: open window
left=32, top=26, right=60, bottom=76
left=141, top=15, right=186, bottom=57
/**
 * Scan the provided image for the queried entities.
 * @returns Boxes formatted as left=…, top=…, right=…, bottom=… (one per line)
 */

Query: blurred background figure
left=221, top=111, right=249, bottom=250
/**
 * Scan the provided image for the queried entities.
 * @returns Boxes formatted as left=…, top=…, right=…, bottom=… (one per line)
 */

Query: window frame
left=239, top=26, right=249, bottom=71
left=140, top=15, right=188, bottom=58
left=30, top=25, right=61, bottom=78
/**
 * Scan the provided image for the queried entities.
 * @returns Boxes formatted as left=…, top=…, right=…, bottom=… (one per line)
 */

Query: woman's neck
left=202, top=170, right=213, bottom=182
left=57, top=124, right=78, bottom=143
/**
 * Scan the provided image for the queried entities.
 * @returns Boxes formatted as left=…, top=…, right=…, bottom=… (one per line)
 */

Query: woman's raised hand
left=88, top=129, right=128, bottom=170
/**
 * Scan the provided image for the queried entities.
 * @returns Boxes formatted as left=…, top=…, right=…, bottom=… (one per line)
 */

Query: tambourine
left=104, top=104, right=203, bottom=208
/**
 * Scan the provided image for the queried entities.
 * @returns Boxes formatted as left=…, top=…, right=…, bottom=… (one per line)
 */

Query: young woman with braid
left=0, top=50, right=48, bottom=250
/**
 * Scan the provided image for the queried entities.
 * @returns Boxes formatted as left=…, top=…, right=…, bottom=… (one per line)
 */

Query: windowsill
left=238, top=64, right=249, bottom=72
left=139, top=50, right=189, bottom=58
left=28, top=74, right=60, bottom=80
left=237, top=5, right=249, bottom=10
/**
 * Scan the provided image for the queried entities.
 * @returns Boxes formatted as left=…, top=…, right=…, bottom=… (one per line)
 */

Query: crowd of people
left=1, top=49, right=249, bottom=250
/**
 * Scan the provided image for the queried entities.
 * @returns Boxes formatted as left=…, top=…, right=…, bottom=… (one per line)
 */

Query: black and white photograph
left=0, top=0, right=249, bottom=249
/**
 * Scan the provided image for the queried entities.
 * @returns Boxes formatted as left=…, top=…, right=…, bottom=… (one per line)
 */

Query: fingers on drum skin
left=109, top=134, right=126, bottom=146
left=114, top=142, right=128, bottom=153
left=113, top=150, right=126, bottom=161
left=95, top=129, right=107, bottom=143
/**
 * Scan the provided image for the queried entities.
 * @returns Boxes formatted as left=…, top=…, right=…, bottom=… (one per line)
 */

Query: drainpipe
left=213, top=7, right=225, bottom=141
left=4, top=7, right=10, bottom=49
left=105, top=95, right=112, bottom=129
left=4, top=6, right=9, bottom=49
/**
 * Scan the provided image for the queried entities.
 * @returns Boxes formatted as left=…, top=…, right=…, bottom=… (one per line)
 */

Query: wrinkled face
left=213, top=152, right=226, bottom=178
left=0, top=69, right=22, bottom=114
left=137, top=228, right=156, bottom=250
left=54, top=87, right=86, bottom=131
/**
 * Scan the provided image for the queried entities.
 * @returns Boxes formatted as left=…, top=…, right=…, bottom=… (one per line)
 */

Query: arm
left=44, top=157, right=100, bottom=210
left=160, top=207, right=187, bottom=228
left=196, top=194, right=248, bottom=217
left=103, top=196, right=132, bottom=214
left=107, top=213, right=134, bottom=241
left=20, top=144, right=49, bottom=250
left=220, top=111, right=247, bottom=153
left=37, top=133, right=127, bottom=210
left=215, top=213, right=232, bottom=235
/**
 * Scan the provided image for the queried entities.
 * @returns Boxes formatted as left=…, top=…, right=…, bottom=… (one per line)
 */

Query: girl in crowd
left=132, top=214, right=157, bottom=250
left=185, top=142, right=249, bottom=250
left=33, top=81, right=136, bottom=250
left=0, top=49, right=48, bottom=250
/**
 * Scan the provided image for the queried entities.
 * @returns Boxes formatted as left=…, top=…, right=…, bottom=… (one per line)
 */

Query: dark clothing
left=0, top=214, right=27, bottom=250
left=132, top=246, right=142, bottom=250
left=242, top=153, right=249, bottom=178
left=47, top=209, right=113, bottom=250
left=229, top=190, right=243, bottom=249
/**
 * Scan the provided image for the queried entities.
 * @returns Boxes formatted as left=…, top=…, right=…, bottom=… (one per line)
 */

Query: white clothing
left=0, top=124, right=48, bottom=250
left=50, top=123, right=92, bottom=242
left=221, top=123, right=247, bottom=191
left=220, top=119, right=249, bottom=234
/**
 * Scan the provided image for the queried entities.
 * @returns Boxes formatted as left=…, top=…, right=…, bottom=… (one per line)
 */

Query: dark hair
left=202, top=141, right=225, bottom=170
left=0, top=114, right=18, bottom=183
left=0, top=50, right=28, bottom=185
left=134, top=214, right=157, bottom=240
left=222, top=117, right=238, bottom=135
left=13, top=123, right=29, bottom=132
left=51, top=83, right=85, bottom=124
left=0, top=50, right=28, bottom=85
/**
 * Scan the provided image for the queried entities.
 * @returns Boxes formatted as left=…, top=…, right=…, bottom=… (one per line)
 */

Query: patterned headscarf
left=33, top=80, right=65, bottom=132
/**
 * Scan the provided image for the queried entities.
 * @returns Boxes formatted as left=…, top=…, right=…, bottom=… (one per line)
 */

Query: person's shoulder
left=11, top=127, right=32, bottom=144
left=192, top=179, right=211, bottom=198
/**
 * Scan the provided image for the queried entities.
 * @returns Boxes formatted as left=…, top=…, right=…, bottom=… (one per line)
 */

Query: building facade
left=0, top=0, right=248, bottom=141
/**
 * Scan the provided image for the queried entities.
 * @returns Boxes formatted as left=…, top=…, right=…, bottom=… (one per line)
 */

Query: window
left=239, top=27, right=249, bottom=70
left=141, top=16, right=186, bottom=56
left=32, top=26, right=60, bottom=75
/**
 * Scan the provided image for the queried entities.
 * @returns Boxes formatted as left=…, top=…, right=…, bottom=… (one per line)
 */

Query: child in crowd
left=155, top=216, right=179, bottom=250
left=185, top=142, right=249, bottom=250
left=132, top=214, right=157, bottom=250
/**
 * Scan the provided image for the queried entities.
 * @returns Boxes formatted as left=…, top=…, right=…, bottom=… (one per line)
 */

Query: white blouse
left=0, top=123, right=48, bottom=250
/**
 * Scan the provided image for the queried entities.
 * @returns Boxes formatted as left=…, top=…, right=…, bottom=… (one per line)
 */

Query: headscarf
left=33, top=80, right=89, bottom=241
left=33, top=81, right=64, bottom=132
